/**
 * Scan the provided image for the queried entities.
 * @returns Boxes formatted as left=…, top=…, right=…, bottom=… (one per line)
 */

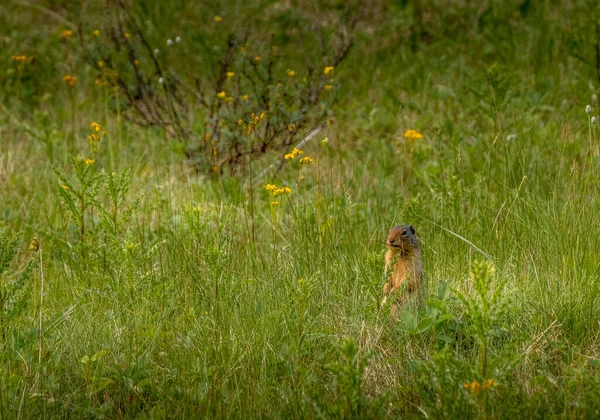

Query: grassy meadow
left=2, top=0, right=600, bottom=418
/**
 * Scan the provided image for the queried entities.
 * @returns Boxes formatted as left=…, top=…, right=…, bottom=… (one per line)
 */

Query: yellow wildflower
left=323, top=66, right=334, bottom=76
left=299, top=156, right=314, bottom=164
left=61, top=185, right=69, bottom=190
left=61, top=30, right=73, bottom=39
left=205, top=132, right=211, bottom=141
left=288, top=123, right=296, bottom=132
left=324, top=84, right=333, bottom=90
left=92, top=29, right=100, bottom=37
left=260, top=112, right=266, bottom=120
left=90, top=122, right=101, bottom=132
left=463, top=379, right=494, bottom=393
left=214, top=15, right=223, bottom=22
left=254, top=56, right=261, bottom=62
left=29, top=237, right=40, bottom=251
left=63, top=75, right=77, bottom=87
left=265, top=184, right=277, bottom=192
left=403, top=129, right=424, bottom=140
left=241, top=94, right=249, bottom=101
left=227, top=71, right=234, bottom=78
left=11, top=55, right=27, bottom=62
left=97, top=61, right=104, bottom=68
left=273, top=187, right=291, bottom=196
left=284, top=153, right=295, bottom=160
left=287, top=69, right=295, bottom=77
left=238, top=118, right=244, bottom=125
left=124, top=32, right=131, bottom=39
left=217, top=91, right=226, bottom=98
left=321, top=137, right=328, bottom=145
left=482, top=379, right=498, bottom=390
left=292, top=148, right=303, bottom=156
left=84, top=159, right=95, bottom=165
left=270, top=201, right=279, bottom=206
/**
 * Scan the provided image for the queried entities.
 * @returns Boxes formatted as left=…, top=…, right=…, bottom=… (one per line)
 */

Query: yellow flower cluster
left=284, top=148, right=304, bottom=160
left=84, top=158, right=95, bottom=165
left=243, top=112, right=266, bottom=134
left=61, top=30, right=73, bottom=39
left=287, top=69, right=295, bottom=77
left=11, top=55, right=28, bottom=62
left=89, top=121, right=107, bottom=153
left=403, top=129, right=424, bottom=140
left=63, top=75, right=77, bottom=87
left=299, top=156, right=314, bottom=164
left=226, top=71, right=235, bottom=78
left=463, top=379, right=497, bottom=393
left=323, top=66, right=334, bottom=76
left=324, top=84, right=333, bottom=90
left=265, top=184, right=292, bottom=197
left=92, top=29, right=100, bottom=37
left=214, top=15, right=223, bottom=22
left=217, top=91, right=226, bottom=98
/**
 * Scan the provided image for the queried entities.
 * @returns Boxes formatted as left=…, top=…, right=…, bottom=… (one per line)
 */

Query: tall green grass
left=2, top=0, right=600, bottom=418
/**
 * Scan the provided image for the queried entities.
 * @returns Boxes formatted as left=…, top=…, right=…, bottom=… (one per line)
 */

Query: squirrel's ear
left=410, top=225, right=415, bottom=234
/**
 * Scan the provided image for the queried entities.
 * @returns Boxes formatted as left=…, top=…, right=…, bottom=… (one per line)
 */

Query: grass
left=2, top=0, right=600, bottom=418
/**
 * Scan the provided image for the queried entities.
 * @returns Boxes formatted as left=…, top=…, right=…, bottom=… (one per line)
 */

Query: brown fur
left=383, top=225, right=424, bottom=317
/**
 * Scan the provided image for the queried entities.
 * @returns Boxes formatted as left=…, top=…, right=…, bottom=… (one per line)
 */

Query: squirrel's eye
left=402, top=230, right=407, bottom=236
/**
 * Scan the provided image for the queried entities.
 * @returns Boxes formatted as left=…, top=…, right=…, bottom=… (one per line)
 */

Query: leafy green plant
left=452, top=260, right=511, bottom=378
left=316, top=338, right=387, bottom=419
left=0, top=231, right=37, bottom=347
left=398, top=281, right=454, bottom=335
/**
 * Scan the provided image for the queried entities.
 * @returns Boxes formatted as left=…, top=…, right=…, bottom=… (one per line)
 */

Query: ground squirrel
left=383, top=225, right=424, bottom=316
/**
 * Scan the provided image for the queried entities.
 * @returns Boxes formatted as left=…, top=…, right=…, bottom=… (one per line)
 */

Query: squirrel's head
left=387, top=225, right=419, bottom=254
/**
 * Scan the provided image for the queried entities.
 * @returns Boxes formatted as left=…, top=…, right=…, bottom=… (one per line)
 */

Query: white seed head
left=586, top=105, right=593, bottom=115
left=167, top=39, right=173, bottom=46
left=154, top=49, right=160, bottom=56
left=592, top=116, right=598, bottom=124
left=158, top=77, right=164, bottom=84
left=176, top=36, right=181, bottom=43
left=506, top=134, right=517, bottom=141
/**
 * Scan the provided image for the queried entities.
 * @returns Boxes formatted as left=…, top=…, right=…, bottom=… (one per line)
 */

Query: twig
left=254, top=125, right=322, bottom=182
left=15, top=0, right=77, bottom=30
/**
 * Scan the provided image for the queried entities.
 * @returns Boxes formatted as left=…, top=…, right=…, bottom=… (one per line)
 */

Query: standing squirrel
left=382, top=225, right=424, bottom=316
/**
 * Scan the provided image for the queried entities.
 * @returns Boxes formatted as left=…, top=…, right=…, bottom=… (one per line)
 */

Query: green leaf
left=91, top=349, right=109, bottom=362
left=91, top=377, right=113, bottom=394
left=401, top=310, right=417, bottom=331
left=417, top=317, right=434, bottom=333
left=437, top=281, right=448, bottom=300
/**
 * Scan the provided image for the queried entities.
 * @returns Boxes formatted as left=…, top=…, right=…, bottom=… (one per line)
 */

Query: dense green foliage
left=2, top=0, right=600, bottom=418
